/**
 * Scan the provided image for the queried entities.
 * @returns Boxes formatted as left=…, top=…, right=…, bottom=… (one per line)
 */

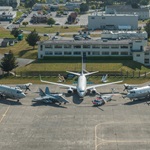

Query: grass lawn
left=20, top=25, right=84, bottom=33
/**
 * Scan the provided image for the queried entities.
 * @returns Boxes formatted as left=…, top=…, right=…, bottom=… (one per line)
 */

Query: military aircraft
left=123, top=83, right=138, bottom=91
left=0, top=85, right=26, bottom=102
left=40, top=57, right=123, bottom=99
left=123, top=85, right=150, bottom=100
left=32, top=87, right=69, bottom=105
left=16, top=83, right=32, bottom=92
left=92, top=88, right=116, bottom=106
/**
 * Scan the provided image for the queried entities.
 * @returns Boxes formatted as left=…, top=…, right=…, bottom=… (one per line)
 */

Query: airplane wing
left=32, top=95, right=52, bottom=102
left=40, top=79, right=76, bottom=89
left=56, top=95, right=69, bottom=104
left=86, top=80, right=123, bottom=90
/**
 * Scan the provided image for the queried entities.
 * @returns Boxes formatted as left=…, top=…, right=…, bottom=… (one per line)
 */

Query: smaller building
left=88, top=12, right=138, bottom=30
left=31, top=13, right=51, bottom=23
left=105, top=5, right=150, bottom=20
left=0, top=11, right=16, bottom=21
left=65, top=2, right=81, bottom=11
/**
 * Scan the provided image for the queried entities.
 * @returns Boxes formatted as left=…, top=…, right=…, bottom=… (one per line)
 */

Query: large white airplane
left=0, top=85, right=26, bottom=102
left=40, top=57, right=123, bottom=99
left=123, top=85, right=150, bottom=100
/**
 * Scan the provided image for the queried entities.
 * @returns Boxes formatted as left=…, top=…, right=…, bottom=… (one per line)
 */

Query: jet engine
left=91, top=88, right=97, bottom=94
left=67, top=88, right=73, bottom=94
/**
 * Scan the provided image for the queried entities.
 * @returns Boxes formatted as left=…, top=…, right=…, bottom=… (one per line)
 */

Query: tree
left=47, top=18, right=55, bottom=27
left=0, top=51, right=18, bottom=75
left=80, top=3, right=89, bottom=13
left=11, top=28, right=21, bottom=38
left=26, top=29, right=40, bottom=49
left=144, top=20, right=150, bottom=38
left=22, top=22, right=28, bottom=27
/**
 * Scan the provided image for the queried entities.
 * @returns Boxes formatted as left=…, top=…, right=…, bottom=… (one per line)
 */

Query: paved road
left=0, top=83, right=150, bottom=150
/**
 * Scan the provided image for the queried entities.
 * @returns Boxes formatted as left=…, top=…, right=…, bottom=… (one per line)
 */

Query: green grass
left=0, top=27, right=14, bottom=38
left=20, top=26, right=84, bottom=33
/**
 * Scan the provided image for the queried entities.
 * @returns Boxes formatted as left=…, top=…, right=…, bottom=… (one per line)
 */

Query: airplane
left=40, top=56, right=123, bottom=99
left=32, top=87, right=69, bottom=105
left=123, top=83, right=138, bottom=91
left=16, top=83, right=32, bottom=92
left=92, top=88, right=116, bottom=106
left=101, top=74, right=108, bottom=83
left=0, top=85, right=26, bottom=102
left=123, top=85, right=150, bottom=100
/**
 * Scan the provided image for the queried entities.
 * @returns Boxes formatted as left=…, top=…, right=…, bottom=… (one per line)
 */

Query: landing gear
left=17, top=99, right=19, bottom=102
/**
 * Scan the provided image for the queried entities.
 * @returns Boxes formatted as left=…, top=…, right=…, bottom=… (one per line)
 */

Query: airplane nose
left=21, top=93, right=26, bottom=98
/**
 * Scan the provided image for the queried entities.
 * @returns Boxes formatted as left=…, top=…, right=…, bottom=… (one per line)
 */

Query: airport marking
left=0, top=105, right=10, bottom=124
left=95, top=121, right=150, bottom=150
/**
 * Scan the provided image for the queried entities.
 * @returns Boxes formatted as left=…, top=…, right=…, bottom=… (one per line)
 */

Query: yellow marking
left=0, top=106, right=10, bottom=123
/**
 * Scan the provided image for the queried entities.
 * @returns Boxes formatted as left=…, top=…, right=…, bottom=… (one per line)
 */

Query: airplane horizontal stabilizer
left=84, top=71, right=99, bottom=76
left=66, top=71, right=80, bottom=76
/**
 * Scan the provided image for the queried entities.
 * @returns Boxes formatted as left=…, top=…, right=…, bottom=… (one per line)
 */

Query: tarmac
left=0, top=83, right=150, bottom=150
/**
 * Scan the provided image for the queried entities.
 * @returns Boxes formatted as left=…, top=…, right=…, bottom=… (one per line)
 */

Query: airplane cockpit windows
left=17, top=90, right=22, bottom=94
left=80, top=90, right=84, bottom=92
left=129, top=91, right=135, bottom=94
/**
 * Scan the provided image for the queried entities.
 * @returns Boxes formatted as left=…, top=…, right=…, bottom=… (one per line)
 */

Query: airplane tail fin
left=101, top=74, right=108, bottom=83
left=39, top=88, right=46, bottom=97
left=45, top=87, right=51, bottom=95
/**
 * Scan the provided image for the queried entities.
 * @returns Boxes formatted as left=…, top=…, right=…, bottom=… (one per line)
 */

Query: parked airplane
left=92, top=88, right=116, bottom=106
left=16, top=83, right=32, bottom=92
left=32, top=87, right=69, bottom=105
left=101, top=74, right=108, bottom=83
left=123, top=85, right=150, bottom=100
left=123, top=83, right=138, bottom=91
left=40, top=57, right=123, bottom=99
left=0, top=85, right=26, bottom=102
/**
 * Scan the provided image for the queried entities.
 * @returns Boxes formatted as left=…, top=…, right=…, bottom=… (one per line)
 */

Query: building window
left=45, top=45, right=52, bottom=48
left=83, top=45, right=90, bottom=48
left=92, top=51, right=100, bottom=55
left=54, top=45, right=62, bottom=48
left=91, top=17, right=95, bottom=19
left=64, top=45, right=71, bottom=48
left=74, top=51, right=81, bottom=55
left=121, top=45, right=128, bottom=49
left=40, top=45, right=43, bottom=51
left=45, top=51, right=53, bottom=55
left=145, top=52, right=149, bottom=55
left=102, top=51, right=109, bottom=55
left=111, top=52, right=119, bottom=55
left=102, top=46, right=109, bottom=49
left=74, top=45, right=81, bottom=48
left=144, top=59, right=149, bottom=64
left=136, top=54, right=140, bottom=57
left=55, top=52, right=62, bottom=55
left=121, top=52, right=128, bottom=55
left=102, top=17, right=105, bottom=19
left=92, top=45, right=100, bottom=48
left=111, top=46, right=119, bottom=49
left=64, top=51, right=72, bottom=55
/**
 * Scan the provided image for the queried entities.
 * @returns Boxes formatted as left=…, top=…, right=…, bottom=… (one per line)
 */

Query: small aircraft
left=101, top=74, right=108, bottom=83
left=123, top=83, right=138, bottom=91
left=0, top=85, right=26, bottom=102
left=92, top=88, right=115, bottom=106
left=32, top=87, right=69, bottom=105
left=123, top=85, right=150, bottom=100
left=16, top=83, right=32, bottom=92
left=40, top=56, right=123, bottom=99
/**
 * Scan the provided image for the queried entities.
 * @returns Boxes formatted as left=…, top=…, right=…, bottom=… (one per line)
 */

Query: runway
left=0, top=84, right=150, bottom=150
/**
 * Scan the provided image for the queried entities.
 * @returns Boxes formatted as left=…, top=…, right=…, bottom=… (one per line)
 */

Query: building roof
left=39, top=39, right=131, bottom=45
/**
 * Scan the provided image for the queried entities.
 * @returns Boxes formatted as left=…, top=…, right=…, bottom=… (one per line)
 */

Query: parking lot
left=0, top=83, right=150, bottom=150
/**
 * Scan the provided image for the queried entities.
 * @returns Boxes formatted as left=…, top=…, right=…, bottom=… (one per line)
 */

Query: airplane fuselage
left=126, top=86, right=150, bottom=100
left=0, top=85, right=26, bottom=100
left=77, top=74, right=87, bottom=98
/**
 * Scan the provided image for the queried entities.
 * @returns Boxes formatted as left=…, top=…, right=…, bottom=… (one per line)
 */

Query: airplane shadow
left=31, top=102, right=67, bottom=108
left=0, top=99, right=22, bottom=105
left=124, top=98, right=150, bottom=105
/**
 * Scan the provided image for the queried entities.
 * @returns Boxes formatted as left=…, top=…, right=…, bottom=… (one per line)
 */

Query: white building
left=37, top=35, right=150, bottom=66
left=88, top=12, right=138, bottom=30
left=105, top=5, right=150, bottom=20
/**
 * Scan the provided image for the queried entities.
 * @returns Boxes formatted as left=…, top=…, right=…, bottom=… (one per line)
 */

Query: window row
left=44, top=45, right=129, bottom=49
left=45, top=51, right=129, bottom=56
